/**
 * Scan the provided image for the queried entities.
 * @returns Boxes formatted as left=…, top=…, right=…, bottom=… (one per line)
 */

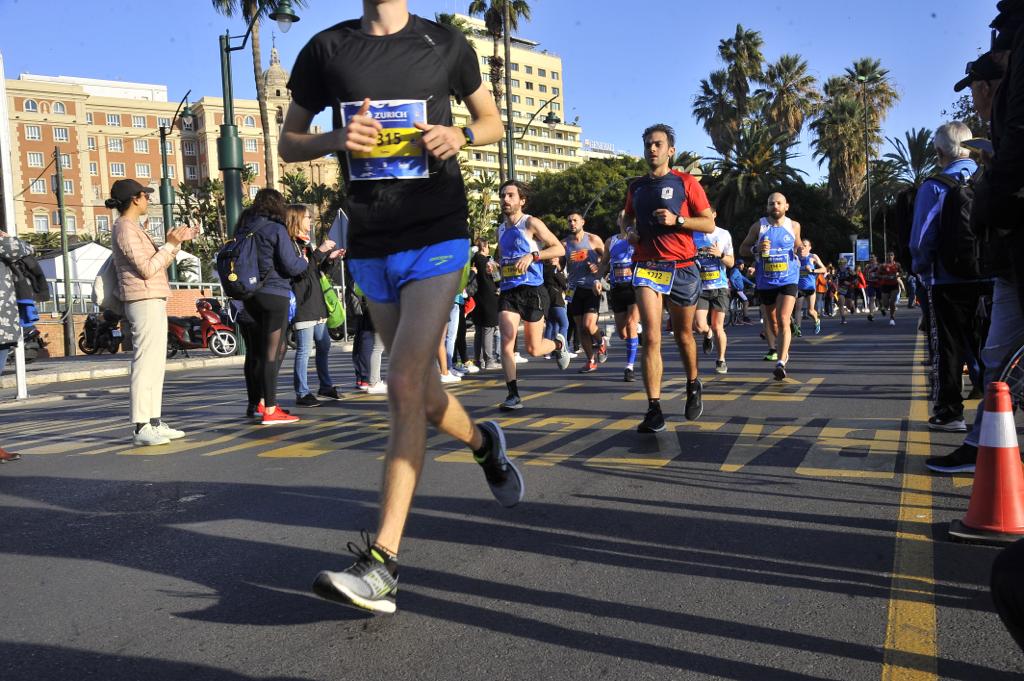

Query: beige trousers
left=125, top=298, right=168, bottom=424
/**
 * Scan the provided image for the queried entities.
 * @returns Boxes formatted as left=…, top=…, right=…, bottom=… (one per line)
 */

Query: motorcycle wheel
left=209, top=330, right=237, bottom=357
left=166, top=334, right=179, bottom=359
left=328, top=326, right=346, bottom=342
left=106, top=335, right=120, bottom=354
left=79, top=335, right=99, bottom=355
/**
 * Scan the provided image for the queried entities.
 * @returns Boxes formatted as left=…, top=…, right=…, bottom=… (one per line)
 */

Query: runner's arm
left=812, top=254, right=827, bottom=274
left=681, top=208, right=716, bottom=234
left=791, top=221, right=802, bottom=254
left=278, top=101, right=378, bottom=163
left=415, top=85, right=503, bottom=160
left=739, top=222, right=760, bottom=257
left=529, top=217, right=566, bottom=260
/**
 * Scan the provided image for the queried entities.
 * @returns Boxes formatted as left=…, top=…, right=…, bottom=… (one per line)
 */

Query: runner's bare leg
left=636, top=286, right=665, bottom=399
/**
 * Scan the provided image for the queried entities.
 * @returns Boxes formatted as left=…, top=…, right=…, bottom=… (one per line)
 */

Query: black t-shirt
left=288, top=14, right=482, bottom=258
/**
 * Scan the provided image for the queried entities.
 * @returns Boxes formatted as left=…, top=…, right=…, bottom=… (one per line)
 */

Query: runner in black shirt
left=279, top=0, right=509, bottom=616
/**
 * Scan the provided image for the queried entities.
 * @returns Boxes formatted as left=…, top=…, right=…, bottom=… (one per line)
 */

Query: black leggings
left=242, top=292, right=290, bottom=408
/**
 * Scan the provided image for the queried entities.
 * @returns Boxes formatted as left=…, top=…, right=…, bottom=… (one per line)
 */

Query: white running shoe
left=889, top=319, right=896, bottom=327
left=133, top=423, right=170, bottom=447
left=440, top=372, right=462, bottom=384
left=514, top=352, right=529, bottom=364
left=154, top=422, right=185, bottom=440
left=463, top=362, right=480, bottom=374
left=366, top=381, right=388, bottom=395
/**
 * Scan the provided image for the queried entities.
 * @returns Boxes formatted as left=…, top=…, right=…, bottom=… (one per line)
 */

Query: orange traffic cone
left=949, top=382, right=1024, bottom=545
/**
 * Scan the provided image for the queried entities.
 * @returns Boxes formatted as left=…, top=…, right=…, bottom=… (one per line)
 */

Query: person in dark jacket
left=470, top=239, right=499, bottom=369
left=239, top=189, right=308, bottom=424
left=542, top=256, right=569, bottom=344
left=287, top=204, right=345, bottom=407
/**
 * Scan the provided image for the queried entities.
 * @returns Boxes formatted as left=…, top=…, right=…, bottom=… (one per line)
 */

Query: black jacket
left=10, top=255, right=50, bottom=302
left=291, top=242, right=329, bottom=324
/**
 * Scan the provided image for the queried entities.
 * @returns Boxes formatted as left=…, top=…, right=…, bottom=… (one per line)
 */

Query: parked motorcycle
left=4, top=326, right=46, bottom=365
left=78, top=310, right=123, bottom=355
left=166, top=300, right=238, bottom=358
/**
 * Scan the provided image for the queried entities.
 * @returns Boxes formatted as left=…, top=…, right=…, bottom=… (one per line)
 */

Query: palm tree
left=435, top=12, right=475, bottom=44
left=210, top=0, right=307, bottom=191
left=281, top=170, right=310, bottom=203
left=810, top=80, right=865, bottom=219
left=756, top=54, right=821, bottom=151
left=883, top=128, right=937, bottom=187
left=693, top=70, right=739, bottom=159
left=710, top=123, right=803, bottom=226
left=468, top=1, right=532, bottom=181
left=717, top=24, right=765, bottom=123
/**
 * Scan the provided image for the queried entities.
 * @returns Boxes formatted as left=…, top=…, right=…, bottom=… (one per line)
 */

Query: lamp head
left=543, top=110, right=560, bottom=129
left=269, top=0, right=300, bottom=33
left=179, top=101, right=195, bottom=128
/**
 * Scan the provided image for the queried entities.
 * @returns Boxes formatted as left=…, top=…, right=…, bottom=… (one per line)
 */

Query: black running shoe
left=499, top=395, right=523, bottom=411
left=703, top=334, right=713, bottom=355
left=925, top=444, right=978, bottom=474
left=773, top=362, right=787, bottom=381
left=624, top=367, right=636, bottom=382
left=685, top=379, right=703, bottom=421
left=318, top=386, right=342, bottom=400
left=475, top=421, right=524, bottom=507
left=927, top=413, right=967, bottom=432
left=637, top=406, right=666, bottom=433
left=296, top=393, right=321, bottom=407
left=312, top=531, right=399, bottom=615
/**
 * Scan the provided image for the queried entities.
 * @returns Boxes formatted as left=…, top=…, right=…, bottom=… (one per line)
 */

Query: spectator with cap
left=109, top=178, right=197, bottom=446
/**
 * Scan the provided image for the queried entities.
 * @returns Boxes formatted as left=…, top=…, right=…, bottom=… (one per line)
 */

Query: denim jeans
left=293, top=322, right=333, bottom=397
left=444, top=302, right=460, bottom=369
left=544, top=305, right=569, bottom=341
left=0, top=346, right=8, bottom=374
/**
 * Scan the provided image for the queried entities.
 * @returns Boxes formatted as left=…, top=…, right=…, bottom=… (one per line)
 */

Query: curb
left=0, top=354, right=246, bottom=392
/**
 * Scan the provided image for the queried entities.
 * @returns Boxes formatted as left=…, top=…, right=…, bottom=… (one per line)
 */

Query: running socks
left=370, top=543, right=399, bottom=578
left=626, top=337, right=638, bottom=368
left=473, top=424, right=494, bottom=460
left=506, top=380, right=519, bottom=398
left=648, top=398, right=661, bottom=411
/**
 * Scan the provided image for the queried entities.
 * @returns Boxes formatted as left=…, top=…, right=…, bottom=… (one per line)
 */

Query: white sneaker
left=366, top=381, right=388, bottom=395
left=514, top=352, right=528, bottom=364
left=154, top=421, right=185, bottom=440
left=450, top=367, right=466, bottom=378
left=463, top=362, right=480, bottom=374
left=440, top=372, right=462, bottom=384
left=133, top=423, right=170, bottom=447
left=889, top=319, right=896, bottom=327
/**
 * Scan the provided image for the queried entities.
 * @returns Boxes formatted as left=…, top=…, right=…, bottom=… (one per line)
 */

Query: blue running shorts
left=348, top=238, right=471, bottom=304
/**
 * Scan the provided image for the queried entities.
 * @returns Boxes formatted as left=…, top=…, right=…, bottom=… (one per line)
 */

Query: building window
left=556, top=147, right=565, bottom=155
left=24, top=99, right=38, bottom=112
left=244, top=138, right=258, bottom=152
left=110, top=162, right=126, bottom=177
left=539, top=84, right=547, bottom=93
left=525, top=81, right=534, bottom=90
left=553, top=87, right=560, bottom=96
left=33, top=214, right=48, bottom=233
left=185, top=165, right=198, bottom=180
left=529, top=143, right=537, bottom=152
left=134, top=139, right=149, bottom=153
left=86, top=112, right=93, bottom=124
left=157, top=116, right=171, bottom=129
left=243, top=115, right=256, bottom=127
left=27, top=152, right=44, bottom=167
left=531, top=159, right=538, bottom=167
left=166, top=166, right=175, bottom=179
left=136, top=163, right=151, bottom=178
left=108, top=138, right=123, bottom=152
left=543, top=145, right=551, bottom=153
left=54, top=127, right=69, bottom=142
left=551, top=102, right=561, bottom=111
left=30, top=180, right=46, bottom=194
left=482, top=73, right=491, bottom=83
left=67, top=215, right=77, bottom=234
left=96, top=215, right=110, bottom=232
left=246, top=162, right=259, bottom=176
left=511, top=79, right=520, bottom=88
left=182, top=118, right=194, bottom=131
left=552, top=71, right=559, bottom=80
left=511, top=94, right=520, bottom=104
left=183, top=141, right=197, bottom=156
left=132, top=115, right=146, bottom=128
left=162, top=141, right=173, bottom=154
left=25, top=125, right=41, bottom=141
left=509, top=62, right=519, bottom=71
left=525, top=65, right=533, bottom=75
left=147, top=218, right=163, bottom=240
left=63, top=180, right=74, bottom=195
left=539, top=68, right=546, bottom=77
left=249, top=185, right=259, bottom=199
left=107, top=113, right=121, bottom=126
left=87, top=136, right=97, bottom=150
left=53, top=101, right=66, bottom=114
left=89, top=162, right=98, bottom=175
left=473, top=152, right=482, bottom=160
left=481, top=56, right=489, bottom=66
left=526, top=97, right=535, bottom=107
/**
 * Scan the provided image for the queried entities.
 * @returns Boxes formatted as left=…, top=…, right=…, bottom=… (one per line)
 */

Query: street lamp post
left=505, top=94, right=562, bottom=180
left=857, top=74, right=874, bottom=256
left=159, top=91, right=194, bottom=281
left=217, top=0, right=299, bottom=237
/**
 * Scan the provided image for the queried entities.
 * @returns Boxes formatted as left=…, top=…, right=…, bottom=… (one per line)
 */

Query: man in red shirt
left=624, top=124, right=715, bottom=432
left=876, top=251, right=903, bottom=326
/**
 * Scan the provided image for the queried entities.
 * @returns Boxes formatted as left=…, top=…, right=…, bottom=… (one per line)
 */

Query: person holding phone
left=109, top=179, right=197, bottom=446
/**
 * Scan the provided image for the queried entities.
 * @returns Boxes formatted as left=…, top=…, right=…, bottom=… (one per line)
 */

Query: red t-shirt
left=624, top=170, right=710, bottom=264
left=877, top=263, right=901, bottom=286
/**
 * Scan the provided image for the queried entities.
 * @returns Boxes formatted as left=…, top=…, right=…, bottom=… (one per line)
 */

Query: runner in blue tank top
left=598, top=211, right=641, bottom=382
left=495, top=180, right=570, bottom=410
left=740, top=193, right=803, bottom=381
left=793, top=239, right=826, bottom=336
left=563, top=211, right=607, bottom=373
left=692, top=210, right=735, bottom=375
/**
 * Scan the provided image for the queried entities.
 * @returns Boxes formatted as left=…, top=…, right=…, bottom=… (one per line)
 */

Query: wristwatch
left=531, top=251, right=541, bottom=262
left=461, top=126, right=475, bottom=147
left=676, top=214, right=686, bottom=227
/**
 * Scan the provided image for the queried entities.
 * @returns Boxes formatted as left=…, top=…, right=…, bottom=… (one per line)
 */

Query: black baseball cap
left=954, top=52, right=1006, bottom=91
left=110, top=179, right=154, bottom=202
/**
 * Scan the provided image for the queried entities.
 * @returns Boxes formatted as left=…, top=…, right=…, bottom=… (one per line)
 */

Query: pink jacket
left=111, top=217, right=178, bottom=302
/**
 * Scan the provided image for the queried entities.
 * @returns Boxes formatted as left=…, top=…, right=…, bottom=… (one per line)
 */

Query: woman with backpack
left=286, top=203, right=345, bottom=407
left=236, top=189, right=308, bottom=425
left=108, top=179, right=197, bottom=446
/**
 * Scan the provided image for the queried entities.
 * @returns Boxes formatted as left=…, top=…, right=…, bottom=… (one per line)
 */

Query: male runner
left=876, top=251, right=903, bottom=326
left=563, top=211, right=607, bottom=373
left=692, top=210, right=734, bottom=374
left=864, top=254, right=880, bottom=320
left=836, top=263, right=858, bottom=325
left=794, top=239, right=826, bottom=335
left=496, top=180, right=570, bottom=410
left=278, top=0, right=516, bottom=615
left=599, top=211, right=640, bottom=381
left=740, top=193, right=802, bottom=380
left=624, top=124, right=716, bottom=432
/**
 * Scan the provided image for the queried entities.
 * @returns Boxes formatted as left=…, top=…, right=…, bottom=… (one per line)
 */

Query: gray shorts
left=697, top=287, right=730, bottom=312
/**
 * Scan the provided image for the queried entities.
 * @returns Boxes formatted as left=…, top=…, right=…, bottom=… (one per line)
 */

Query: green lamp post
left=159, top=90, right=194, bottom=281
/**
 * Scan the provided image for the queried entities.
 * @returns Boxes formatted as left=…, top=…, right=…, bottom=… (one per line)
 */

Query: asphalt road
left=1, top=311, right=1021, bottom=681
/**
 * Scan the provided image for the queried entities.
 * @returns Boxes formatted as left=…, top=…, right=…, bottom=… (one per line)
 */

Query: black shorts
left=567, top=286, right=601, bottom=316
left=499, top=284, right=549, bottom=323
left=696, top=287, right=730, bottom=312
left=758, top=284, right=799, bottom=306
left=880, top=285, right=898, bottom=295
left=607, top=284, right=636, bottom=314
left=798, top=288, right=815, bottom=298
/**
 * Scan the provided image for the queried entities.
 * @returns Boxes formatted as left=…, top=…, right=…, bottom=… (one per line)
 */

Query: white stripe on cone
left=979, top=410, right=1019, bottom=449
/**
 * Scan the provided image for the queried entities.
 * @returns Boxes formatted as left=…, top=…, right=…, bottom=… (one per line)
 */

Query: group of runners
left=274, top=0, right=883, bottom=616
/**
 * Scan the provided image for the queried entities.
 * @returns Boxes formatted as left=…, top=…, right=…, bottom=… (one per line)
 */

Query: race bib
left=700, top=269, right=721, bottom=281
left=341, top=99, right=428, bottom=181
left=565, top=287, right=575, bottom=303
left=632, top=260, right=675, bottom=294
left=500, top=260, right=520, bottom=279
left=764, top=257, right=788, bottom=273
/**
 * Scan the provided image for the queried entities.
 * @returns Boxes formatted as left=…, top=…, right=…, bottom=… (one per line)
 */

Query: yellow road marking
left=584, top=456, right=672, bottom=468
left=795, top=426, right=898, bottom=480
left=720, top=423, right=802, bottom=472
left=881, top=334, right=936, bottom=681
left=803, top=332, right=839, bottom=345
left=751, top=377, right=824, bottom=402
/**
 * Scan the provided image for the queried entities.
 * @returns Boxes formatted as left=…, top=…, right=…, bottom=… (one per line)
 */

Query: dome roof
left=264, top=44, right=290, bottom=97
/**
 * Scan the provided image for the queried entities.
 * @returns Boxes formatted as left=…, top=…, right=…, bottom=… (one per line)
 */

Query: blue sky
left=0, top=0, right=997, bottom=181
